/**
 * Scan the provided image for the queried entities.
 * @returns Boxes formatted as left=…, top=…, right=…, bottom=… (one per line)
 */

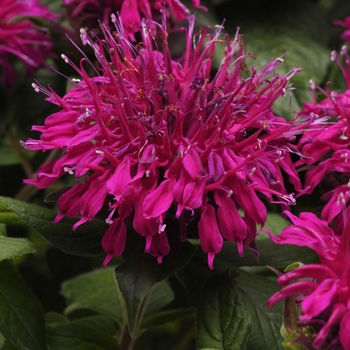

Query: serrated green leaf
left=0, top=236, right=35, bottom=261
left=61, top=267, right=125, bottom=326
left=235, top=270, right=284, bottom=350
left=0, top=196, right=106, bottom=257
left=0, top=260, right=46, bottom=350
left=46, top=323, right=119, bottom=350
left=115, top=241, right=196, bottom=336
left=196, top=269, right=252, bottom=350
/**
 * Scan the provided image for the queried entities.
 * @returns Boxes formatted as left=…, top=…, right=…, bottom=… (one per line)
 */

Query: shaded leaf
left=196, top=269, right=252, bottom=350
left=0, top=236, right=35, bottom=261
left=46, top=323, right=119, bottom=350
left=0, top=260, right=46, bottom=350
left=0, top=196, right=106, bottom=257
left=145, top=279, right=175, bottom=315
left=45, top=312, right=69, bottom=328
left=175, top=262, right=213, bottom=308
left=61, top=267, right=125, bottom=326
left=216, top=239, right=317, bottom=270
left=115, top=241, right=196, bottom=336
left=235, top=270, right=284, bottom=350
left=141, top=308, right=194, bottom=329
left=71, top=316, right=117, bottom=335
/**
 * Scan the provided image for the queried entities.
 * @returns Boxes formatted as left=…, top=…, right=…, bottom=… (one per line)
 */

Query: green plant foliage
left=70, top=315, right=117, bottom=335
left=0, top=261, right=46, bottom=350
left=61, top=267, right=125, bottom=326
left=115, top=241, right=196, bottom=336
left=0, top=196, right=105, bottom=257
left=244, top=28, right=330, bottom=120
left=46, top=323, right=119, bottom=350
left=141, top=308, right=194, bottom=329
left=235, top=270, right=284, bottom=350
left=195, top=269, right=252, bottom=350
left=0, top=236, right=35, bottom=261
left=144, top=279, right=175, bottom=315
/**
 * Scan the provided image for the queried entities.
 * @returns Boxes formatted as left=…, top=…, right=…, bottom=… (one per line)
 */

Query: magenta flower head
left=334, top=16, right=350, bottom=44
left=63, top=0, right=205, bottom=40
left=0, top=0, right=57, bottom=86
left=267, top=211, right=350, bottom=350
left=296, top=48, right=350, bottom=228
left=22, top=16, right=306, bottom=269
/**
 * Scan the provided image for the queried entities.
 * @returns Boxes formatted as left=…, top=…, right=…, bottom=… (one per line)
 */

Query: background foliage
left=1, top=0, right=350, bottom=349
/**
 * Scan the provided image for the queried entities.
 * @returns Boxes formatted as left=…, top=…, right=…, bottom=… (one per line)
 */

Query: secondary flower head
left=334, top=16, right=350, bottom=44
left=297, top=48, right=350, bottom=227
left=63, top=0, right=205, bottom=40
left=0, top=0, right=57, bottom=85
left=267, top=212, right=350, bottom=350
left=22, top=16, right=306, bottom=269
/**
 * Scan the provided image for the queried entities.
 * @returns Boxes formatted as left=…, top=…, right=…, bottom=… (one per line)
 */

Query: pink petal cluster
left=297, top=48, right=350, bottom=228
left=22, top=16, right=307, bottom=269
left=63, top=0, right=205, bottom=39
left=267, top=211, right=350, bottom=350
left=334, top=16, right=350, bottom=44
left=0, top=0, right=57, bottom=85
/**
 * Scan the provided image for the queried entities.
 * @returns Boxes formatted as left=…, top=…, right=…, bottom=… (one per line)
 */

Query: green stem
left=0, top=212, right=26, bottom=226
left=7, top=129, right=32, bottom=179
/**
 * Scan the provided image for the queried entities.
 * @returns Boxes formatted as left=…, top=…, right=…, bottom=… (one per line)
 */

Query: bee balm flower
left=22, top=16, right=306, bottom=269
left=0, top=0, right=57, bottom=85
left=63, top=0, right=205, bottom=39
left=267, top=212, right=350, bottom=350
left=297, top=48, right=350, bottom=229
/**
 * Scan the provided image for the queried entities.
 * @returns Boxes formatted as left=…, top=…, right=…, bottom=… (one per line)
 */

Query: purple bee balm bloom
left=0, top=0, right=57, bottom=86
left=296, top=48, right=350, bottom=227
left=267, top=211, right=350, bottom=350
left=334, top=16, right=350, bottom=44
left=22, top=16, right=307, bottom=269
left=63, top=0, right=205, bottom=40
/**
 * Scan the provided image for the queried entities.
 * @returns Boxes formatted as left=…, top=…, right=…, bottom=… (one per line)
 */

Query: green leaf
left=0, top=260, right=46, bottom=350
left=235, top=270, right=284, bottom=350
left=196, top=269, right=252, bottom=350
left=145, top=279, right=175, bottom=315
left=216, top=239, right=317, bottom=270
left=244, top=27, right=329, bottom=120
left=262, top=213, right=289, bottom=238
left=115, top=241, right=196, bottom=336
left=45, top=312, right=69, bottom=328
left=0, top=196, right=106, bottom=257
left=71, top=316, right=117, bottom=335
left=141, top=308, right=194, bottom=329
left=175, top=262, right=213, bottom=308
left=46, top=323, right=119, bottom=350
left=0, top=236, right=35, bottom=261
left=61, top=267, right=125, bottom=326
